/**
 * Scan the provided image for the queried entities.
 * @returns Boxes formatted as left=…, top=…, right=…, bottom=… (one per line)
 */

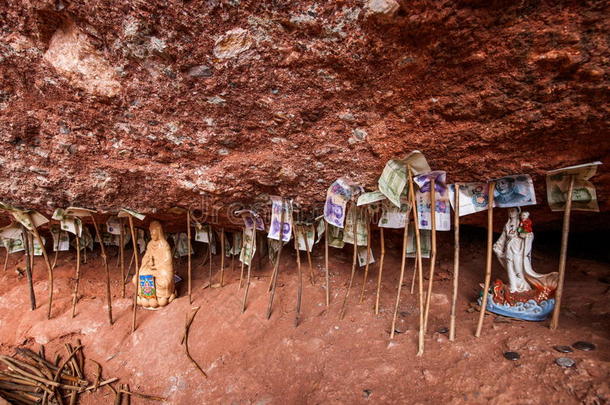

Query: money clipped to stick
left=268, top=196, right=293, bottom=242
left=324, top=178, right=363, bottom=228
left=378, top=198, right=410, bottom=229
left=546, top=161, right=602, bottom=212
left=448, top=182, right=489, bottom=216
left=51, top=226, right=70, bottom=252
left=342, top=205, right=368, bottom=246
left=239, top=228, right=256, bottom=266
left=296, top=224, right=315, bottom=252
left=414, top=171, right=451, bottom=231
left=314, top=216, right=325, bottom=244
left=491, top=174, right=537, bottom=208
left=327, top=224, right=345, bottom=249
left=357, top=246, right=375, bottom=267
left=406, top=224, right=431, bottom=259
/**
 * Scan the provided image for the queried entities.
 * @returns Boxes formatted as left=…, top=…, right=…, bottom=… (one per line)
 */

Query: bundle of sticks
left=0, top=343, right=164, bottom=404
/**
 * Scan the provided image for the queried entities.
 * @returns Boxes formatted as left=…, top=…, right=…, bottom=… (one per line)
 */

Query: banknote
left=267, top=238, right=281, bottom=264
left=240, top=228, right=256, bottom=266
left=268, top=196, right=293, bottom=242
left=357, top=246, right=375, bottom=267
left=378, top=159, right=408, bottom=208
left=235, top=210, right=265, bottom=231
left=327, top=224, right=345, bottom=249
left=4, top=235, right=25, bottom=254
left=195, top=224, right=213, bottom=243
left=232, top=231, right=242, bottom=255
left=0, top=223, right=22, bottom=240
left=448, top=183, right=489, bottom=216
left=357, top=191, right=387, bottom=206
left=402, top=150, right=431, bottom=175
left=414, top=171, right=450, bottom=231
left=378, top=198, right=410, bottom=229
left=406, top=225, right=431, bottom=259
left=51, top=226, right=70, bottom=252
left=32, top=236, right=46, bottom=256
left=71, top=226, right=94, bottom=251
left=492, top=174, right=536, bottom=208
left=546, top=162, right=602, bottom=212
left=60, top=217, right=83, bottom=237
left=315, top=217, right=325, bottom=244
left=1, top=203, right=48, bottom=231
left=172, top=233, right=191, bottom=258
left=324, top=178, right=362, bottom=228
left=296, top=224, right=315, bottom=252
left=118, top=208, right=145, bottom=221
left=342, top=206, right=368, bottom=246
left=106, top=216, right=122, bottom=236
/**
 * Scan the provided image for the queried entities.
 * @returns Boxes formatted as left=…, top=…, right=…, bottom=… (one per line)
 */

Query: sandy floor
left=0, top=230, right=608, bottom=404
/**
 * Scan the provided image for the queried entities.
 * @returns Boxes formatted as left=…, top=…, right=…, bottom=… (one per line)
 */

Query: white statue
left=493, top=208, right=558, bottom=294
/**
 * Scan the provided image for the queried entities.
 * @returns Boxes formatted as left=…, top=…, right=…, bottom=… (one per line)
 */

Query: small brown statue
left=133, top=221, right=176, bottom=308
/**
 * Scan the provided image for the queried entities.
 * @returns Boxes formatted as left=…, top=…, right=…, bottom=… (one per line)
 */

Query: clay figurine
left=481, top=209, right=559, bottom=321
left=133, top=221, right=176, bottom=308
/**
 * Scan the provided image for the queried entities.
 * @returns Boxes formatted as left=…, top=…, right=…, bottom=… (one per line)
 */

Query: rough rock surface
left=0, top=0, right=608, bottom=230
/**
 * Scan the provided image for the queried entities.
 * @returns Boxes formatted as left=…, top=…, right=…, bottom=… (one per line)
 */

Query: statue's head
left=508, top=208, right=519, bottom=218
left=149, top=221, right=164, bottom=241
left=520, top=211, right=529, bottom=220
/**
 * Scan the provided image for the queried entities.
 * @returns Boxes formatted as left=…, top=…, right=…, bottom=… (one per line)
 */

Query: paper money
left=0, top=223, right=22, bottom=240
left=0, top=203, right=49, bottom=231
left=118, top=208, right=145, bottom=221
left=378, top=198, right=410, bottom=229
left=327, top=224, right=345, bottom=249
left=406, top=224, right=431, bottom=258
left=403, top=150, right=431, bottom=176
left=357, top=191, right=387, bottom=206
left=342, top=206, right=368, bottom=246
left=172, top=233, right=191, bottom=257
left=240, top=228, right=256, bottom=266
left=546, top=162, right=602, bottom=212
left=71, top=226, right=94, bottom=251
left=296, top=224, right=315, bottom=252
left=324, top=178, right=362, bottom=228
left=235, top=210, right=265, bottom=231
left=32, top=236, right=46, bottom=256
left=448, top=183, right=489, bottom=216
left=357, top=246, right=375, bottom=267
left=267, top=238, right=281, bottom=263
left=106, top=216, right=122, bottom=235
left=51, top=226, right=70, bottom=252
left=378, top=160, right=408, bottom=208
left=4, top=235, right=25, bottom=254
left=232, top=232, right=242, bottom=255
left=492, top=174, right=536, bottom=208
left=195, top=224, right=213, bottom=243
left=268, top=196, right=293, bottom=242
left=414, top=171, right=451, bottom=231
left=315, top=217, right=325, bottom=244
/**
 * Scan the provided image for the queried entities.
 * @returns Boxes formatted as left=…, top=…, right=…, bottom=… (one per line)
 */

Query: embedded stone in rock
left=555, top=357, right=576, bottom=368
left=553, top=345, right=573, bottom=353
left=503, top=351, right=520, bottom=361
left=365, top=0, right=400, bottom=16
left=43, top=22, right=121, bottom=98
left=213, top=28, right=253, bottom=59
left=187, top=65, right=213, bottom=78
left=572, top=341, right=596, bottom=351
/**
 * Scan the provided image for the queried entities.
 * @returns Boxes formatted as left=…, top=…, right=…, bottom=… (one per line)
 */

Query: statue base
left=478, top=292, right=555, bottom=322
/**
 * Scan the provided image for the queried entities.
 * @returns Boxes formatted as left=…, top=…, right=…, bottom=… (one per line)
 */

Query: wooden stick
left=183, top=307, right=207, bottom=378
left=128, top=216, right=140, bottom=333
left=359, top=212, right=371, bottom=303
left=375, top=227, right=385, bottom=315
left=187, top=210, right=192, bottom=304
left=266, top=202, right=286, bottom=319
left=339, top=205, right=358, bottom=320
left=406, top=166, right=425, bottom=356
left=125, top=250, right=134, bottom=283
left=238, top=235, right=245, bottom=290
left=324, top=220, right=330, bottom=307
left=207, top=226, right=213, bottom=287
left=83, top=239, right=87, bottom=264
left=71, top=236, right=81, bottom=318
left=119, top=389, right=166, bottom=402
left=294, top=224, right=303, bottom=327
left=423, top=178, right=438, bottom=333
left=27, top=215, right=54, bottom=320
left=390, top=210, right=410, bottom=339
left=241, top=227, right=257, bottom=313
left=410, top=257, right=417, bottom=294
left=303, top=226, right=315, bottom=285
left=550, top=175, right=575, bottom=330
left=449, top=184, right=460, bottom=341
left=21, top=227, right=36, bottom=311
left=119, top=218, right=125, bottom=298
left=475, top=182, right=495, bottom=338
left=220, top=228, right=225, bottom=287
left=51, top=250, right=59, bottom=270
left=90, top=215, right=113, bottom=325
left=2, top=247, right=8, bottom=272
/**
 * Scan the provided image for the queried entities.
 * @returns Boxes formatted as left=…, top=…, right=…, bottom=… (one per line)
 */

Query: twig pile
left=0, top=343, right=164, bottom=404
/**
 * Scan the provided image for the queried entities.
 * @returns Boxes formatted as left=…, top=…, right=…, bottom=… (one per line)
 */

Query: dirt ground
left=0, top=229, right=608, bottom=404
